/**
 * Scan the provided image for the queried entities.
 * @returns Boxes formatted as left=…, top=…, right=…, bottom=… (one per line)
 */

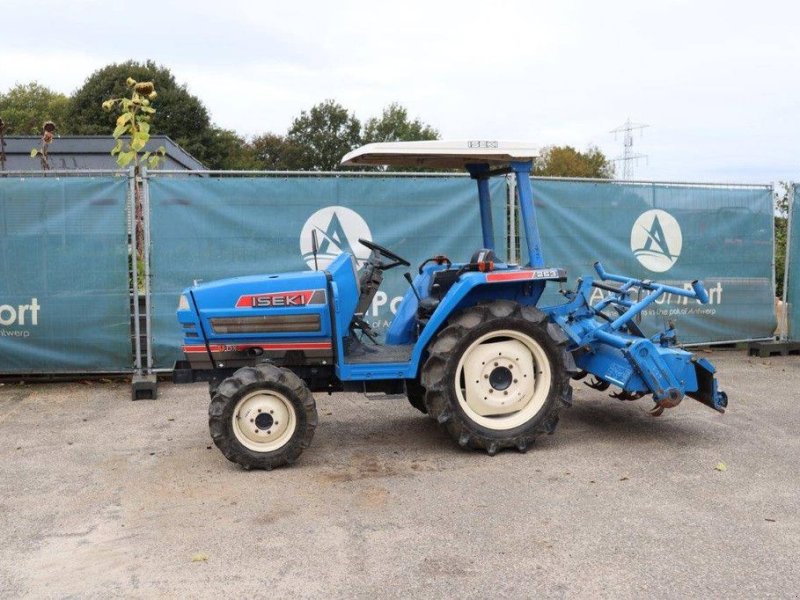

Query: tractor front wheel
left=208, top=363, right=317, bottom=470
left=421, top=301, right=573, bottom=455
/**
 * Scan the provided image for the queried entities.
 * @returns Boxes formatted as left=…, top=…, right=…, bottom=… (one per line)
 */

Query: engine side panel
left=178, top=269, right=334, bottom=369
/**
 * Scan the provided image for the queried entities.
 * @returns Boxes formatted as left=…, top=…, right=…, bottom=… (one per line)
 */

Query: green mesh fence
left=0, top=177, right=132, bottom=372
left=525, top=179, right=776, bottom=345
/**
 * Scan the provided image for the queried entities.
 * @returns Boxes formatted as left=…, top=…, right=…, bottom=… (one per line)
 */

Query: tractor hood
left=177, top=269, right=334, bottom=371
left=186, top=270, right=329, bottom=310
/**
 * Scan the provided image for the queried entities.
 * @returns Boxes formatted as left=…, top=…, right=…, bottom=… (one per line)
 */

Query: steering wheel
left=358, top=238, right=410, bottom=269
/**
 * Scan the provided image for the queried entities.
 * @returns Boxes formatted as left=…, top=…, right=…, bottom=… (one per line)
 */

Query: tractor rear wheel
left=421, top=301, right=574, bottom=455
left=208, top=363, right=317, bottom=470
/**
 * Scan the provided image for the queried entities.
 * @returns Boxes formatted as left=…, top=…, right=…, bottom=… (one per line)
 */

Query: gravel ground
left=0, top=350, right=798, bottom=599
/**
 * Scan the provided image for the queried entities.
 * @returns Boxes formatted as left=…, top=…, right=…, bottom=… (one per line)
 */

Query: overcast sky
left=2, top=0, right=798, bottom=183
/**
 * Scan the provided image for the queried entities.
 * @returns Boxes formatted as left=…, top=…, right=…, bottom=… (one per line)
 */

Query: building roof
left=0, top=135, right=204, bottom=171
left=340, top=140, right=539, bottom=170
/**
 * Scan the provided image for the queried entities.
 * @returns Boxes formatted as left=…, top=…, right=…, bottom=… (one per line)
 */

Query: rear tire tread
left=421, top=300, right=572, bottom=455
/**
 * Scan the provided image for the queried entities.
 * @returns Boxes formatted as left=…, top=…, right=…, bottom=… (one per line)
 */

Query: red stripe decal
left=485, top=271, right=537, bottom=282
left=183, top=341, right=332, bottom=353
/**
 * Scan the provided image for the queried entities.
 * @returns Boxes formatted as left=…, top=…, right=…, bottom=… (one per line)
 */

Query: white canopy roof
left=340, top=140, right=539, bottom=169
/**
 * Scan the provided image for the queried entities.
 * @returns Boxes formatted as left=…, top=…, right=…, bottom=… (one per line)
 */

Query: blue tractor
left=176, top=141, right=728, bottom=470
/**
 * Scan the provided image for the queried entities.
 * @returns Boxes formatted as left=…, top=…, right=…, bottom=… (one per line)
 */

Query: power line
left=611, top=118, right=648, bottom=179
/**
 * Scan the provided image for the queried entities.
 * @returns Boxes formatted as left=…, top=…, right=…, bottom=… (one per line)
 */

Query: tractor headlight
left=177, top=295, right=190, bottom=311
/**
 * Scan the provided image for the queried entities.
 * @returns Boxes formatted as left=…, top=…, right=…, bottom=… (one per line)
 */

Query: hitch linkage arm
left=593, top=262, right=709, bottom=334
left=587, top=260, right=710, bottom=356
left=594, top=262, right=708, bottom=300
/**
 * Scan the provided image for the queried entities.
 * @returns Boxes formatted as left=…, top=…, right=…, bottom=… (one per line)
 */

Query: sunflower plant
left=30, top=121, right=56, bottom=170
left=103, top=77, right=166, bottom=285
left=102, top=78, right=166, bottom=169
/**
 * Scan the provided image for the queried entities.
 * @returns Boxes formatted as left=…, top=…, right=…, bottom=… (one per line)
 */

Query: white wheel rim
left=454, top=329, right=552, bottom=431
left=231, top=389, right=297, bottom=453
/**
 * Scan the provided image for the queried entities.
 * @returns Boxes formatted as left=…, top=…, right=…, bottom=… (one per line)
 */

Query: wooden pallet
left=747, top=341, right=800, bottom=358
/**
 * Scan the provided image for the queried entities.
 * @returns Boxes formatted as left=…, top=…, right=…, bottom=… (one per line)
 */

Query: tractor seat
left=418, top=249, right=499, bottom=323
left=428, top=248, right=499, bottom=301
left=429, top=269, right=460, bottom=300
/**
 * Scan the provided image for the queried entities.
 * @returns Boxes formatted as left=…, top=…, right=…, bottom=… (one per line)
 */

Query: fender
left=403, top=267, right=567, bottom=377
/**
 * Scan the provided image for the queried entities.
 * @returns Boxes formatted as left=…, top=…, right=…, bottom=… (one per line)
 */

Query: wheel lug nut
left=484, top=375, right=489, bottom=379
left=257, top=409, right=261, bottom=413
left=250, top=418, right=254, bottom=423
left=267, top=430, right=272, bottom=435
left=494, top=362, right=498, bottom=367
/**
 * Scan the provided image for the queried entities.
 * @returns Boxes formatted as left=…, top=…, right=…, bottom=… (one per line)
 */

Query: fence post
left=142, top=166, right=153, bottom=374
left=131, top=166, right=157, bottom=399
left=129, top=166, right=142, bottom=374
left=781, top=183, right=795, bottom=341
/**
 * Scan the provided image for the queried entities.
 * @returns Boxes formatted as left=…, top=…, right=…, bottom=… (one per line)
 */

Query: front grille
left=210, top=314, right=321, bottom=334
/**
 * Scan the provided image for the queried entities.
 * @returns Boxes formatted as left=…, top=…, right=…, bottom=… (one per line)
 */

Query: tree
left=362, top=103, right=439, bottom=144
left=250, top=133, right=301, bottom=170
left=534, top=145, right=614, bottom=178
left=201, top=127, right=259, bottom=170
left=68, top=60, right=213, bottom=165
left=285, top=100, right=361, bottom=170
left=0, top=82, right=69, bottom=134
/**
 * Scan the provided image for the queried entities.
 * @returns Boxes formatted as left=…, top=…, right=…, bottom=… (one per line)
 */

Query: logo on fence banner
left=0, top=298, right=40, bottom=338
left=300, top=206, right=372, bottom=270
left=630, top=209, right=682, bottom=272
